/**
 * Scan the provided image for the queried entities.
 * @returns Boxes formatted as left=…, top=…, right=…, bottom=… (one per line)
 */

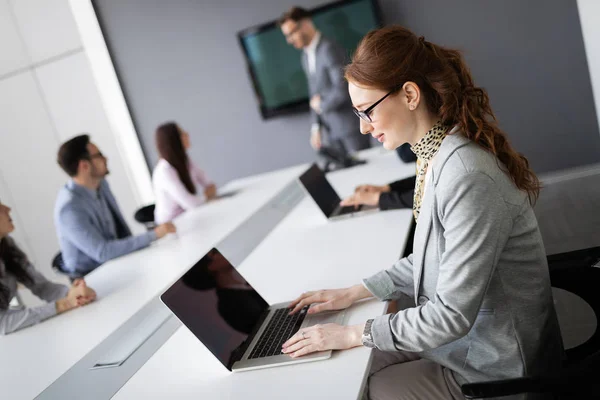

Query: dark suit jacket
left=301, top=35, right=357, bottom=140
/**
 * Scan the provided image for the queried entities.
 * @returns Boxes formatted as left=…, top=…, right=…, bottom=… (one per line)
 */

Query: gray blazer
left=301, top=36, right=356, bottom=140
left=364, top=133, right=563, bottom=393
left=0, top=237, right=68, bottom=335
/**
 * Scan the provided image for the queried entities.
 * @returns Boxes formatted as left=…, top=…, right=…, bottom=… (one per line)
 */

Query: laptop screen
left=299, top=164, right=341, bottom=217
left=161, top=248, right=269, bottom=370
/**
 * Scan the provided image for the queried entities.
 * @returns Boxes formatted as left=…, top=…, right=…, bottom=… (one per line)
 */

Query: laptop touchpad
left=305, top=311, right=344, bottom=326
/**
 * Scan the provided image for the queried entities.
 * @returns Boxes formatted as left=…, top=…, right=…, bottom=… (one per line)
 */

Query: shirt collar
left=411, top=120, right=450, bottom=162
left=68, top=179, right=101, bottom=200
left=304, top=31, right=321, bottom=55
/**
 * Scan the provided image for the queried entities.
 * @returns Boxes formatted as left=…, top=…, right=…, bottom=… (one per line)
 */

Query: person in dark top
left=341, top=143, right=417, bottom=210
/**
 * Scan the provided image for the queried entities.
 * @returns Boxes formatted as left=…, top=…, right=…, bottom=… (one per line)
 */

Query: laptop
left=160, top=247, right=345, bottom=372
left=298, top=163, right=378, bottom=220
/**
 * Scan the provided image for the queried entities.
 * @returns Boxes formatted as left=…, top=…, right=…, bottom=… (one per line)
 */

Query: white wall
left=0, top=0, right=152, bottom=302
left=578, top=0, right=600, bottom=133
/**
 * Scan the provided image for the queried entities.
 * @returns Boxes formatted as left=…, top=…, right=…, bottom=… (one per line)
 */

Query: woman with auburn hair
left=282, top=26, right=562, bottom=399
left=153, top=122, right=217, bottom=224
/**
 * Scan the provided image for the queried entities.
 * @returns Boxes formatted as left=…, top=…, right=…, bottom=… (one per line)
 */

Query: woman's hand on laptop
left=288, top=284, right=373, bottom=315
left=281, top=322, right=365, bottom=358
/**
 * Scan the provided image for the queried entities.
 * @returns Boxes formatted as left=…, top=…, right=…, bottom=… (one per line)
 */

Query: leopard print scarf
left=411, top=121, right=449, bottom=221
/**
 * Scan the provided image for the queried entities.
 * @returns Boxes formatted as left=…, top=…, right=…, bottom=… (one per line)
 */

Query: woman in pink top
left=153, top=122, right=216, bottom=224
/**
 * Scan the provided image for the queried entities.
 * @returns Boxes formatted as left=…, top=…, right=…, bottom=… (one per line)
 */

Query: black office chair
left=461, top=250, right=600, bottom=399
left=51, top=252, right=80, bottom=282
left=134, top=204, right=156, bottom=231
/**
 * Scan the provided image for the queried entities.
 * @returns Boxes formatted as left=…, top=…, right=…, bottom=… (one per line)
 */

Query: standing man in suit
left=279, top=7, right=370, bottom=168
left=54, top=134, right=176, bottom=277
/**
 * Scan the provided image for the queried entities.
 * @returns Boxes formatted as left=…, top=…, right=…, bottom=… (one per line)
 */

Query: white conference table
left=112, top=154, right=416, bottom=399
left=1, top=147, right=415, bottom=400
left=1, top=163, right=308, bottom=400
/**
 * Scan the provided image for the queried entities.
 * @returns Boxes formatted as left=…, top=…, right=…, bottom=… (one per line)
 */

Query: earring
left=409, top=104, right=416, bottom=110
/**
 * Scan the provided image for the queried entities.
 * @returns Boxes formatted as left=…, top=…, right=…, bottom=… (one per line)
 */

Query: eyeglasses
left=283, top=25, right=301, bottom=40
left=352, top=86, right=402, bottom=123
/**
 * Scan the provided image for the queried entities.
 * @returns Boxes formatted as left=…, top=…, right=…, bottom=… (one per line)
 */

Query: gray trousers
left=364, top=349, right=464, bottom=400
left=363, top=295, right=464, bottom=400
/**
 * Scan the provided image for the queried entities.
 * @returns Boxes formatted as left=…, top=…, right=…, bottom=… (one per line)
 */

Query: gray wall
left=377, top=0, right=600, bottom=174
left=94, top=0, right=327, bottom=186
left=94, top=0, right=600, bottom=185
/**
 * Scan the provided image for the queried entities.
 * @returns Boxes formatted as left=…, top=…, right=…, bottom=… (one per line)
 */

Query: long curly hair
left=345, top=26, right=540, bottom=203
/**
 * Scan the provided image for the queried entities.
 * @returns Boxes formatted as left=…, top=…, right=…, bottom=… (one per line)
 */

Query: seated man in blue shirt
left=54, top=134, right=176, bottom=277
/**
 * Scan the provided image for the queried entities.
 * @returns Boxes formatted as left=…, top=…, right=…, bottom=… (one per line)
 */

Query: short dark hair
left=278, top=6, right=311, bottom=26
left=57, top=134, right=91, bottom=177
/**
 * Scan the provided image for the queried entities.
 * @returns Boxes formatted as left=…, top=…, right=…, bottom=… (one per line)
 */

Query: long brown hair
left=155, top=122, right=196, bottom=194
left=0, top=237, right=33, bottom=309
left=345, top=26, right=540, bottom=203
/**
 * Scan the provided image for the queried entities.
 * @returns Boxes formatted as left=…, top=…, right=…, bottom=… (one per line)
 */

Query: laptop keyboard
left=248, top=306, right=308, bottom=359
